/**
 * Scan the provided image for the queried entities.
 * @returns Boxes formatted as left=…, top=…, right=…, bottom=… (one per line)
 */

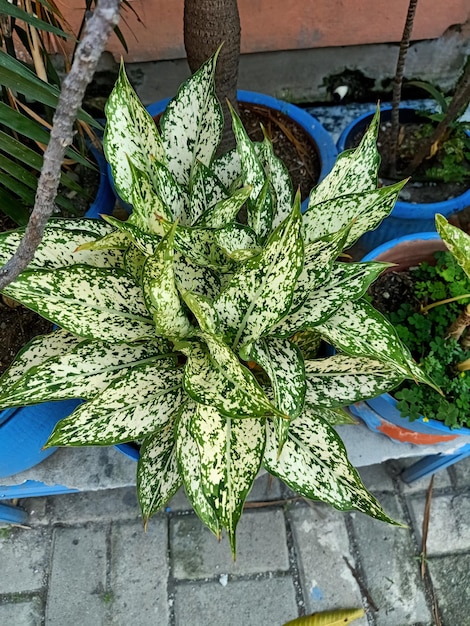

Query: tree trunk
left=184, top=0, right=240, bottom=154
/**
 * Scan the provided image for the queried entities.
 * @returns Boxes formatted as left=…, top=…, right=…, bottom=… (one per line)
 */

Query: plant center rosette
left=0, top=50, right=438, bottom=555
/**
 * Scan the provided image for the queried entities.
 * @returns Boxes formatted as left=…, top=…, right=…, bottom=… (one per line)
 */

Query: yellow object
left=283, top=608, right=365, bottom=626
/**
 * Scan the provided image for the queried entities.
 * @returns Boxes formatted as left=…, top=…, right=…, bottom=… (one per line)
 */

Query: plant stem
left=0, top=0, right=122, bottom=291
left=420, top=294, right=470, bottom=315
left=389, top=0, right=418, bottom=178
left=457, top=358, right=470, bottom=372
left=447, top=303, right=470, bottom=342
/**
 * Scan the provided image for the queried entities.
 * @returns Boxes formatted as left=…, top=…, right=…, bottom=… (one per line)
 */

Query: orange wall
left=58, top=0, right=470, bottom=63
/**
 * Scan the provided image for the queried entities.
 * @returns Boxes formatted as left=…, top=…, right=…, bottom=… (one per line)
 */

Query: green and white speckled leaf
left=104, top=63, right=165, bottom=205
left=304, top=354, right=404, bottom=409
left=138, top=424, right=182, bottom=523
left=214, top=201, right=304, bottom=349
left=160, top=220, right=228, bottom=270
left=142, top=226, right=192, bottom=340
left=182, top=340, right=281, bottom=418
left=303, top=405, right=357, bottom=426
left=102, top=214, right=159, bottom=256
left=0, top=329, right=84, bottom=394
left=189, top=160, right=230, bottom=225
left=182, top=291, right=219, bottom=334
left=213, top=223, right=261, bottom=261
left=257, top=133, right=293, bottom=229
left=317, top=298, right=437, bottom=389
left=290, top=223, right=352, bottom=312
left=125, top=157, right=170, bottom=230
left=176, top=401, right=220, bottom=536
left=229, top=102, right=273, bottom=238
left=151, top=158, right=187, bottom=223
left=264, top=415, right=396, bottom=523
left=274, top=262, right=388, bottom=336
left=211, top=148, right=241, bottom=190
left=124, top=244, right=145, bottom=284
left=195, top=185, right=252, bottom=228
left=0, top=339, right=174, bottom=408
left=3, top=265, right=155, bottom=342
left=47, top=364, right=184, bottom=446
left=436, top=213, right=470, bottom=279
left=174, top=253, right=220, bottom=298
left=77, top=229, right=130, bottom=252
left=0, top=220, right=122, bottom=270
left=248, top=337, right=306, bottom=450
left=307, top=106, right=380, bottom=210
left=303, top=181, right=406, bottom=246
left=191, top=402, right=265, bottom=554
left=160, top=52, right=223, bottom=186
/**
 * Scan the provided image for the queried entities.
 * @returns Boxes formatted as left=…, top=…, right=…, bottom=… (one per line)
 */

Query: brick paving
left=1, top=457, right=470, bottom=626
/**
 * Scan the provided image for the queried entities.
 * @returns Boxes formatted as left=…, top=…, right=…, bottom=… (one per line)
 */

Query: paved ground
left=1, top=455, right=469, bottom=626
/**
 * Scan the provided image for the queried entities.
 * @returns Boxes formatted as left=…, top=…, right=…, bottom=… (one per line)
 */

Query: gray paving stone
left=171, top=508, right=289, bottom=580
left=109, top=518, right=170, bottom=626
left=288, top=503, right=367, bottom=624
left=428, top=554, right=470, bottom=626
left=357, top=462, right=396, bottom=493
left=46, top=486, right=142, bottom=523
left=0, top=597, right=42, bottom=626
left=0, top=527, right=51, bottom=594
left=407, top=493, right=470, bottom=555
left=391, top=457, right=452, bottom=494
left=451, top=454, right=470, bottom=489
left=350, top=493, right=432, bottom=626
left=173, top=576, right=298, bottom=626
left=46, top=525, right=108, bottom=625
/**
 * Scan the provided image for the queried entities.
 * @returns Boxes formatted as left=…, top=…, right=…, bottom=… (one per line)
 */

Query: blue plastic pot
left=337, top=106, right=470, bottom=252
left=0, top=145, right=116, bottom=478
left=350, top=232, right=470, bottom=444
left=108, top=89, right=338, bottom=214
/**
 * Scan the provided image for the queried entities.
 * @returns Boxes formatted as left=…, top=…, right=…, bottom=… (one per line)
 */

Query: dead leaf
left=283, top=608, right=365, bottom=625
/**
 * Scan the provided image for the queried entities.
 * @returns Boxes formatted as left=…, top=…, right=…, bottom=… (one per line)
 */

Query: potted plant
left=336, top=0, right=470, bottom=251
left=0, top=1, right=122, bottom=476
left=350, top=217, right=470, bottom=446
left=0, top=51, right=439, bottom=550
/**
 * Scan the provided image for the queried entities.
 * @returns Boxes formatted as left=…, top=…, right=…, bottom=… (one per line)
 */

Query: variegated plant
left=0, top=51, right=436, bottom=554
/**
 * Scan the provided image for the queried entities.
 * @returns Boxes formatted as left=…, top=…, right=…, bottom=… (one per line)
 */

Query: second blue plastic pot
left=351, top=232, right=470, bottom=444
left=337, top=106, right=470, bottom=252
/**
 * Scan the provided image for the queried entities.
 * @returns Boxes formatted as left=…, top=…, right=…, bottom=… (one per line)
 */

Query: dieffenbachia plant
left=436, top=213, right=470, bottom=280
left=0, top=51, right=436, bottom=554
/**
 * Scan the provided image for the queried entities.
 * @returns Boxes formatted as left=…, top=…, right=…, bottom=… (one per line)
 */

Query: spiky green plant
left=0, top=51, right=435, bottom=554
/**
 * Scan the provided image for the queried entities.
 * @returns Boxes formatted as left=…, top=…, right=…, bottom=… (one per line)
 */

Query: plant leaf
left=214, top=199, right=304, bottom=349
left=248, top=337, right=306, bottom=450
left=191, top=402, right=265, bottom=555
left=47, top=364, right=184, bottom=446
left=0, top=339, right=174, bottom=408
left=264, top=414, right=398, bottom=524
left=104, top=62, right=165, bottom=206
left=213, top=223, right=261, bottom=261
left=436, top=213, right=470, bottom=279
left=142, top=226, right=193, bottom=339
left=187, top=160, right=229, bottom=225
left=182, top=340, right=282, bottom=419
left=0, top=220, right=121, bottom=269
left=307, top=106, right=380, bottom=209
left=195, top=185, right=252, bottom=228
left=304, top=354, right=404, bottom=409
left=3, top=266, right=156, bottom=343
left=138, top=424, right=182, bottom=523
left=160, top=50, right=223, bottom=185
left=303, top=181, right=407, bottom=247
left=274, top=262, right=389, bottom=336
left=174, top=253, right=220, bottom=298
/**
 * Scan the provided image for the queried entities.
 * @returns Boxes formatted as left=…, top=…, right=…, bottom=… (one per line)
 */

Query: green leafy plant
left=0, top=52, right=436, bottom=554
left=378, top=242, right=470, bottom=429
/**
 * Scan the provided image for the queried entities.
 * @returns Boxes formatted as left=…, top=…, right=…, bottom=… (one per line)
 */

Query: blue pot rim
left=108, top=90, right=338, bottom=212
left=363, top=231, right=470, bottom=436
left=337, top=105, right=470, bottom=219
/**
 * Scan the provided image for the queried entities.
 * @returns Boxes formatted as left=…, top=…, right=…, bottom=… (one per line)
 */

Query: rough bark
left=0, top=0, right=122, bottom=290
left=389, top=0, right=418, bottom=177
left=184, top=0, right=241, bottom=154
